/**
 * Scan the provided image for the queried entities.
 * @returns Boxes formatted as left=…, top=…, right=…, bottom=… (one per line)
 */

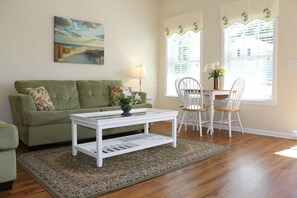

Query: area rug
left=17, top=137, right=231, bottom=198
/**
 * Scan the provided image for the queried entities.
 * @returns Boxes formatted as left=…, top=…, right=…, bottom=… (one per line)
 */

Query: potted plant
left=115, top=87, right=141, bottom=116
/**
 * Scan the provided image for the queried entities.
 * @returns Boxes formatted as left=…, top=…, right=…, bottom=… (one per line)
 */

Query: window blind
left=166, top=31, right=200, bottom=97
left=224, top=19, right=274, bottom=101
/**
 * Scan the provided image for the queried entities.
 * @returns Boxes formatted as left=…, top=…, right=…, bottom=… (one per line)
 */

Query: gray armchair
left=0, top=121, right=18, bottom=191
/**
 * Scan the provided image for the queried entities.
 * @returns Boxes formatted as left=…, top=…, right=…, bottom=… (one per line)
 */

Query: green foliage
left=115, top=87, right=141, bottom=105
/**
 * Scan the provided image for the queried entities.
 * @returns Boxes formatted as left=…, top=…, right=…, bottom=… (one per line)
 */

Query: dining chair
left=214, top=78, right=245, bottom=137
left=177, top=77, right=209, bottom=136
left=175, top=78, right=184, bottom=130
left=176, top=78, right=203, bottom=132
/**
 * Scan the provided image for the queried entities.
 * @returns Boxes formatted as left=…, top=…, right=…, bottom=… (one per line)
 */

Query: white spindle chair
left=177, top=77, right=209, bottom=136
left=214, top=78, right=245, bottom=137
left=175, top=78, right=194, bottom=131
left=175, top=78, right=183, bottom=129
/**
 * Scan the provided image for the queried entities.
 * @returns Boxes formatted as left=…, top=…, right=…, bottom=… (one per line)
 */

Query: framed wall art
left=54, top=16, right=104, bottom=65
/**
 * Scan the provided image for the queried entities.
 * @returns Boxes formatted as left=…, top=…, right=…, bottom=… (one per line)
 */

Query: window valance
left=220, top=0, right=279, bottom=28
left=164, top=11, right=203, bottom=37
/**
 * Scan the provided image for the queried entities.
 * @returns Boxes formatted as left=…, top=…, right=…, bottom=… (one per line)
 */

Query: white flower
left=203, top=61, right=226, bottom=78
left=134, top=93, right=141, bottom=100
left=116, top=87, right=142, bottom=105
left=121, top=87, right=132, bottom=97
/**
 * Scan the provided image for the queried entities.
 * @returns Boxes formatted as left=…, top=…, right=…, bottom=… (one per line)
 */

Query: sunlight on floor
left=274, top=147, right=297, bottom=159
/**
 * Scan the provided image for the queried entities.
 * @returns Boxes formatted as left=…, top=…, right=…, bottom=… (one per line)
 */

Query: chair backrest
left=178, top=77, right=204, bottom=109
left=175, top=78, right=182, bottom=105
left=226, top=78, right=245, bottom=110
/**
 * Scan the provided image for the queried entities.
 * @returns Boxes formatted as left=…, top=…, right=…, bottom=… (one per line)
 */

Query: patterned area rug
left=17, top=137, right=231, bottom=198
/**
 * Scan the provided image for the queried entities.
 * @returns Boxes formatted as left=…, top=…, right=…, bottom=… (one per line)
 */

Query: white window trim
left=221, top=20, right=278, bottom=106
left=164, top=36, right=177, bottom=98
left=164, top=37, right=171, bottom=98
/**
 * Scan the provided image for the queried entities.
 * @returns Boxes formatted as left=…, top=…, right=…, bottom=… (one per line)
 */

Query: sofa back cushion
left=15, top=80, right=80, bottom=110
left=77, top=80, right=123, bottom=108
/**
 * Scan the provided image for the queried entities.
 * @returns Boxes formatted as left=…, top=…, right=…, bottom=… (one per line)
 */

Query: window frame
left=164, top=31, right=203, bottom=98
left=221, top=19, right=278, bottom=105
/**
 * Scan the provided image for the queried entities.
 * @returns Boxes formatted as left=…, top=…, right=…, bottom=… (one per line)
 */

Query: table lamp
left=133, top=64, right=147, bottom=92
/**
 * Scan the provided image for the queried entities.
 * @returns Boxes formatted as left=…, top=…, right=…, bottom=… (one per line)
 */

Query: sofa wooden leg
left=0, top=181, right=13, bottom=191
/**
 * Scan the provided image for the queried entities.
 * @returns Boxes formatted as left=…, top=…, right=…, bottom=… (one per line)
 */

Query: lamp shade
left=133, top=64, right=147, bottom=79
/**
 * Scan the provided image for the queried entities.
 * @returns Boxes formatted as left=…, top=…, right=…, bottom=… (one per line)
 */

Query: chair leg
left=194, top=112, right=198, bottom=133
left=198, top=111, right=202, bottom=137
left=206, top=110, right=210, bottom=134
left=184, top=112, right=188, bottom=131
left=177, top=109, right=182, bottom=129
left=193, top=112, right=197, bottom=130
left=178, top=111, right=186, bottom=133
left=178, top=109, right=185, bottom=130
left=219, top=111, right=224, bottom=131
left=176, top=110, right=180, bottom=130
left=203, top=111, right=207, bottom=122
left=228, top=112, right=232, bottom=138
left=237, top=112, right=244, bottom=134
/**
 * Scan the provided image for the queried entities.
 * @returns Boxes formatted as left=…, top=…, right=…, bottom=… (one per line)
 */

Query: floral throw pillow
left=109, top=86, right=122, bottom=106
left=109, top=86, right=133, bottom=106
left=25, top=86, right=56, bottom=111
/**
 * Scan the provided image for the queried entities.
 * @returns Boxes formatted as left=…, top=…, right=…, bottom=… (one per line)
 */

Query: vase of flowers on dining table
left=204, top=61, right=226, bottom=90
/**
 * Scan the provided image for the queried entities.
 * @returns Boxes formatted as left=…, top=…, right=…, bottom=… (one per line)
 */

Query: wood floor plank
left=1, top=121, right=297, bottom=198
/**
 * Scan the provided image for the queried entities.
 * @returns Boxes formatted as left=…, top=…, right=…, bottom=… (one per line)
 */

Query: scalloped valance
left=220, top=0, right=279, bottom=28
left=164, top=11, right=203, bottom=37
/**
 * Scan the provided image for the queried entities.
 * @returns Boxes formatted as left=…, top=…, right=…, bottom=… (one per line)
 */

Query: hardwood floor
left=1, top=122, right=297, bottom=198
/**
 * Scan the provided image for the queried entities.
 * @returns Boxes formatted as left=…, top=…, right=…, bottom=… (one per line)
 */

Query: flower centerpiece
left=115, top=87, right=141, bottom=116
left=203, top=61, right=226, bottom=89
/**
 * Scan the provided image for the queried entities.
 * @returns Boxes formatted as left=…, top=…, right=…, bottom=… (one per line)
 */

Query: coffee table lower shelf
left=74, top=133, right=173, bottom=159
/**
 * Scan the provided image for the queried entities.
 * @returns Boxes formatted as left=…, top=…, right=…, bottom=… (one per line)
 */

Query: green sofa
left=9, top=80, right=152, bottom=147
left=0, top=121, right=18, bottom=191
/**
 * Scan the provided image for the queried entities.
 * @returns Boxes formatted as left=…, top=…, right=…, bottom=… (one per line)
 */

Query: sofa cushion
left=25, top=86, right=56, bottom=111
left=109, top=86, right=122, bottom=106
left=77, top=80, right=123, bottom=108
left=15, top=80, right=80, bottom=110
left=26, top=108, right=102, bottom=126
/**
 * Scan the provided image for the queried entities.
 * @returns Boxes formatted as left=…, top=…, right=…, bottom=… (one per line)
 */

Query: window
left=247, top=48, right=251, bottom=56
left=166, top=31, right=201, bottom=97
left=223, top=19, right=275, bottom=101
left=237, top=49, right=241, bottom=57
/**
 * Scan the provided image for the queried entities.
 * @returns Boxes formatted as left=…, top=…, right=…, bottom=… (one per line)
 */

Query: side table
left=146, top=97, right=154, bottom=107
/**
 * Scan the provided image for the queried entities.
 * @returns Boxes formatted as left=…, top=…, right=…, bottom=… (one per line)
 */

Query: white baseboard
left=213, top=124, right=297, bottom=140
left=170, top=120, right=297, bottom=140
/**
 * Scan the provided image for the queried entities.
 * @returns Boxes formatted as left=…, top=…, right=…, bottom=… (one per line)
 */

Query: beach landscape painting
left=54, top=16, right=104, bottom=65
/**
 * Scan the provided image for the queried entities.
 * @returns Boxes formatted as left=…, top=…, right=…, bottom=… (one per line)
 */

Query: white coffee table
left=71, top=108, right=178, bottom=167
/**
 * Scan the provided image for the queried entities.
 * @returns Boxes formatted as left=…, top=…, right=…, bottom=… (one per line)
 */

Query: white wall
left=0, top=0, right=159, bottom=122
left=157, top=0, right=297, bottom=136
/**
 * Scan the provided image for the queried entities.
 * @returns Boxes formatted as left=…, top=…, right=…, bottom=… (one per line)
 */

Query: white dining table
left=203, top=90, right=230, bottom=135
